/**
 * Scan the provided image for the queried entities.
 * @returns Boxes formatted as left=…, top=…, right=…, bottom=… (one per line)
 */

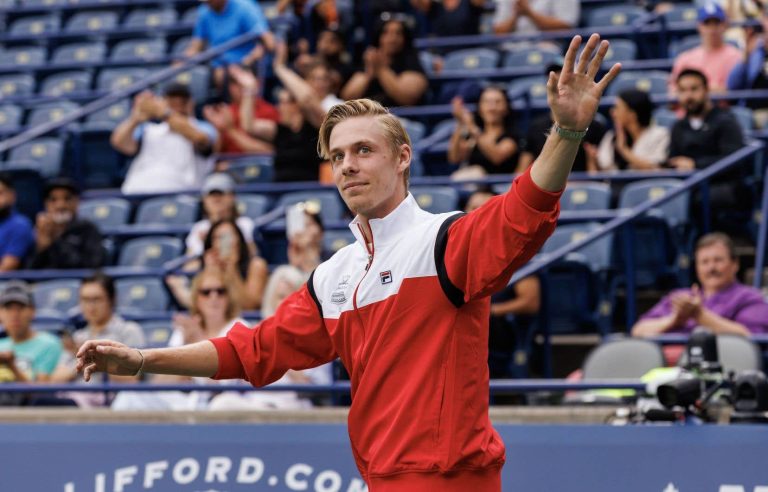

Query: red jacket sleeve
left=440, top=168, right=561, bottom=304
left=209, top=283, right=336, bottom=385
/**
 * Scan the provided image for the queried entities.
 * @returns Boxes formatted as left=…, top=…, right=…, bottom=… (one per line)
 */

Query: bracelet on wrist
left=133, top=349, right=145, bottom=376
left=553, top=123, right=588, bottom=140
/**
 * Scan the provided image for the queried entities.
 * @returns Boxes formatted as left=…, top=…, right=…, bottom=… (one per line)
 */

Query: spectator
left=493, top=0, right=579, bottom=35
left=632, top=232, right=768, bottom=338
left=410, top=0, right=485, bottom=37
left=668, top=4, right=742, bottom=93
left=182, top=0, right=275, bottom=88
left=185, top=173, right=256, bottom=257
left=727, top=3, right=768, bottom=111
left=286, top=203, right=325, bottom=274
left=27, top=178, right=105, bottom=270
left=295, top=28, right=354, bottom=94
left=0, top=173, right=34, bottom=272
left=341, top=16, right=428, bottom=107
left=260, top=264, right=308, bottom=317
left=112, top=84, right=219, bottom=195
left=587, top=89, right=670, bottom=172
left=203, top=66, right=279, bottom=155
left=0, top=281, right=62, bottom=383
left=448, top=86, right=520, bottom=178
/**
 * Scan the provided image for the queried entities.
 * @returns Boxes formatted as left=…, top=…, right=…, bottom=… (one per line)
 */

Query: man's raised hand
left=547, top=33, right=621, bottom=132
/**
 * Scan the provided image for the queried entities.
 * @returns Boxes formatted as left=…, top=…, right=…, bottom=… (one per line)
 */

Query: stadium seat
left=503, top=46, right=561, bottom=69
left=19, top=0, right=68, bottom=6
left=134, top=196, right=198, bottom=226
left=165, top=66, right=210, bottom=103
left=97, top=67, right=152, bottom=91
left=122, top=8, right=179, bottom=30
left=561, top=182, right=611, bottom=212
left=0, top=73, right=35, bottom=99
left=601, top=39, right=637, bottom=64
left=662, top=3, right=698, bottom=24
left=8, top=137, right=64, bottom=178
left=32, top=279, right=80, bottom=316
left=79, top=197, right=132, bottom=228
left=442, top=48, right=500, bottom=71
left=171, top=37, right=192, bottom=57
left=398, top=117, right=426, bottom=145
left=228, top=155, right=275, bottom=183
left=115, top=277, right=170, bottom=313
left=39, top=71, right=92, bottom=97
left=276, top=191, right=345, bottom=223
left=582, top=338, right=665, bottom=379
left=8, top=15, right=60, bottom=37
left=668, top=34, right=701, bottom=58
left=237, top=193, right=271, bottom=219
left=586, top=5, right=646, bottom=27
left=52, top=42, right=107, bottom=66
left=139, top=319, right=174, bottom=348
left=411, top=186, right=459, bottom=214
left=652, top=107, right=678, bottom=129
left=0, top=104, right=23, bottom=133
left=619, top=179, right=689, bottom=230
left=730, top=106, right=754, bottom=132
left=323, top=229, right=355, bottom=254
left=0, top=46, right=46, bottom=69
left=507, top=75, right=549, bottom=103
left=110, top=38, right=168, bottom=63
left=0, top=166, right=43, bottom=217
left=31, top=310, right=69, bottom=335
left=83, top=99, right=130, bottom=131
left=180, top=6, right=199, bottom=25
left=117, top=236, right=184, bottom=268
left=65, top=11, right=119, bottom=33
left=607, top=70, right=669, bottom=96
left=26, top=101, right=81, bottom=128
left=418, top=51, right=435, bottom=75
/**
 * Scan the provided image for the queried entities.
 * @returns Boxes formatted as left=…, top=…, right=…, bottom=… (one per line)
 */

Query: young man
left=0, top=173, right=34, bottom=271
left=77, top=34, right=620, bottom=491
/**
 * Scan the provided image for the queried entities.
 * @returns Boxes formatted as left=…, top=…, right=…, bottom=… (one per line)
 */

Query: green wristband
left=554, top=124, right=588, bottom=140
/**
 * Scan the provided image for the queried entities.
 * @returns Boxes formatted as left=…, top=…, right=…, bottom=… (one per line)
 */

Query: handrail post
left=622, top=223, right=637, bottom=330
left=699, top=181, right=710, bottom=234
left=754, top=158, right=768, bottom=289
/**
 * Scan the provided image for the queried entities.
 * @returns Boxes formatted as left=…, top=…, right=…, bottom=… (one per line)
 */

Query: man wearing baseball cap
left=0, top=281, right=62, bottom=383
left=669, top=3, right=741, bottom=93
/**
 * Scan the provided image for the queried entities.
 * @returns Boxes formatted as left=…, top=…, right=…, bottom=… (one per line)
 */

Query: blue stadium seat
left=180, top=6, right=199, bottom=25
left=52, top=42, right=107, bottom=66
left=418, top=51, right=435, bottom=75
left=0, top=74, right=35, bottom=99
left=411, top=186, right=459, bottom=213
left=117, top=236, right=184, bottom=268
left=607, top=71, right=669, bottom=96
left=139, top=319, right=174, bottom=348
left=398, top=117, right=426, bottom=145
left=586, top=5, right=646, bottom=27
left=228, top=156, right=275, bottom=183
left=8, top=137, right=64, bottom=178
left=26, top=101, right=81, bottom=128
left=0, top=0, right=15, bottom=7
left=79, top=197, right=132, bottom=228
left=730, top=106, right=754, bottom=132
left=39, top=70, right=92, bottom=97
left=276, top=191, right=345, bottom=223
left=541, top=222, right=613, bottom=273
left=0, top=104, right=23, bottom=133
left=83, top=100, right=130, bottom=130
left=97, top=67, right=151, bottom=91
left=668, top=34, right=701, bottom=58
left=32, top=279, right=80, bottom=316
left=237, top=193, right=271, bottom=218
left=503, top=46, right=561, bottom=69
left=65, top=11, right=119, bottom=34
left=652, top=107, right=678, bottom=129
left=122, top=8, right=178, bottom=30
left=8, top=15, right=60, bottom=37
left=442, top=48, right=500, bottom=71
left=110, top=38, right=168, bottom=63
left=323, top=229, right=355, bottom=254
left=171, top=37, right=192, bottom=57
left=165, top=66, right=210, bottom=103
left=0, top=46, right=46, bottom=69
left=507, top=75, right=549, bottom=103
left=602, top=39, right=637, bottom=64
left=115, top=277, right=170, bottom=313
left=0, top=166, right=43, bottom=217
left=662, top=3, right=698, bottom=23
left=134, top=196, right=198, bottom=226
left=561, top=182, right=611, bottom=212
left=19, top=0, right=68, bottom=6
left=620, top=178, right=689, bottom=230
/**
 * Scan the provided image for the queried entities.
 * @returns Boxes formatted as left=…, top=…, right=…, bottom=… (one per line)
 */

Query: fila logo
left=379, top=270, right=392, bottom=285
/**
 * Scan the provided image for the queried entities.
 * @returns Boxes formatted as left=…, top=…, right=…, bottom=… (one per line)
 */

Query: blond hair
left=190, top=268, right=241, bottom=327
left=317, top=99, right=411, bottom=188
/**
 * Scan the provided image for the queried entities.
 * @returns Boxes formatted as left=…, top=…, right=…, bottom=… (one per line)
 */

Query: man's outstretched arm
left=530, top=34, right=621, bottom=191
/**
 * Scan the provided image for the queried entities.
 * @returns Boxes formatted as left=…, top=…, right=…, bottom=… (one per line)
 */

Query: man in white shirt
left=493, top=0, right=580, bottom=35
left=111, top=83, right=219, bottom=195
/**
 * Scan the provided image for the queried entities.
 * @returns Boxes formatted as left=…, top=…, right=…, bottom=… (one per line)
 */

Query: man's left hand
left=548, top=34, right=621, bottom=132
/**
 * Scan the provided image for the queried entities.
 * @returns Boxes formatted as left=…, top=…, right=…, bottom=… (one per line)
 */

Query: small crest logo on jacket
left=379, top=270, right=392, bottom=285
left=331, top=275, right=350, bottom=304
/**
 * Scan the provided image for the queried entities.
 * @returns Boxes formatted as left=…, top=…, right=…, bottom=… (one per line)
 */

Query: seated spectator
left=410, top=0, right=484, bottom=37
left=50, top=273, right=145, bottom=406
left=295, top=28, right=354, bottom=94
left=492, top=0, right=579, bottom=35
left=170, top=219, right=268, bottom=310
left=27, top=178, right=105, bottom=270
left=448, top=86, right=520, bottom=178
left=182, top=0, right=275, bottom=88
left=185, top=173, right=256, bottom=257
left=728, top=4, right=768, bottom=111
left=261, top=264, right=308, bottom=316
left=668, top=4, right=742, bottom=93
left=587, top=89, right=669, bottom=172
left=0, top=281, right=62, bottom=383
left=286, top=203, right=325, bottom=274
left=112, top=84, right=219, bottom=195
left=632, top=232, right=768, bottom=338
left=0, top=173, right=34, bottom=272
left=203, top=66, right=279, bottom=155
left=341, top=16, right=428, bottom=107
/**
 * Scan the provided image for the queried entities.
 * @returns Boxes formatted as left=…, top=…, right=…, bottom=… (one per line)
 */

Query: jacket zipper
left=352, top=223, right=374, bottom=370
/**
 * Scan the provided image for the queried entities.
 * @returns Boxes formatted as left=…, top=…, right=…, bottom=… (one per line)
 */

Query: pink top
left=668, top=44, right=743, bottom=92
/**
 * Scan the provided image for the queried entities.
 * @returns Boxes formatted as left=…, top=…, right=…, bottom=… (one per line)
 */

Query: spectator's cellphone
left=218, top=231, right=233, bottom=258
left=286, top=203, right=307, bottom=239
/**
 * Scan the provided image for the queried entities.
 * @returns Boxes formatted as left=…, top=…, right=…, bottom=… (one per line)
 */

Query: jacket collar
left=349, top=193, right=425, bottom=249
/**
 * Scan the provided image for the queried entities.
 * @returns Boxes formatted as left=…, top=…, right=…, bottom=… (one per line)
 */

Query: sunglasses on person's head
left=199, top=287, right=227, bottom=297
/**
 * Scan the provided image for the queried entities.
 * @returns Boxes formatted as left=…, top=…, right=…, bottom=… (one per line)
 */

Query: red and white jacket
left=211, top=169, right=561, bottom=491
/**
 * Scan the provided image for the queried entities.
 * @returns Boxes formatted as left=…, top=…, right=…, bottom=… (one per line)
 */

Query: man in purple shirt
left=632, top=232, right=768, bottom=338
